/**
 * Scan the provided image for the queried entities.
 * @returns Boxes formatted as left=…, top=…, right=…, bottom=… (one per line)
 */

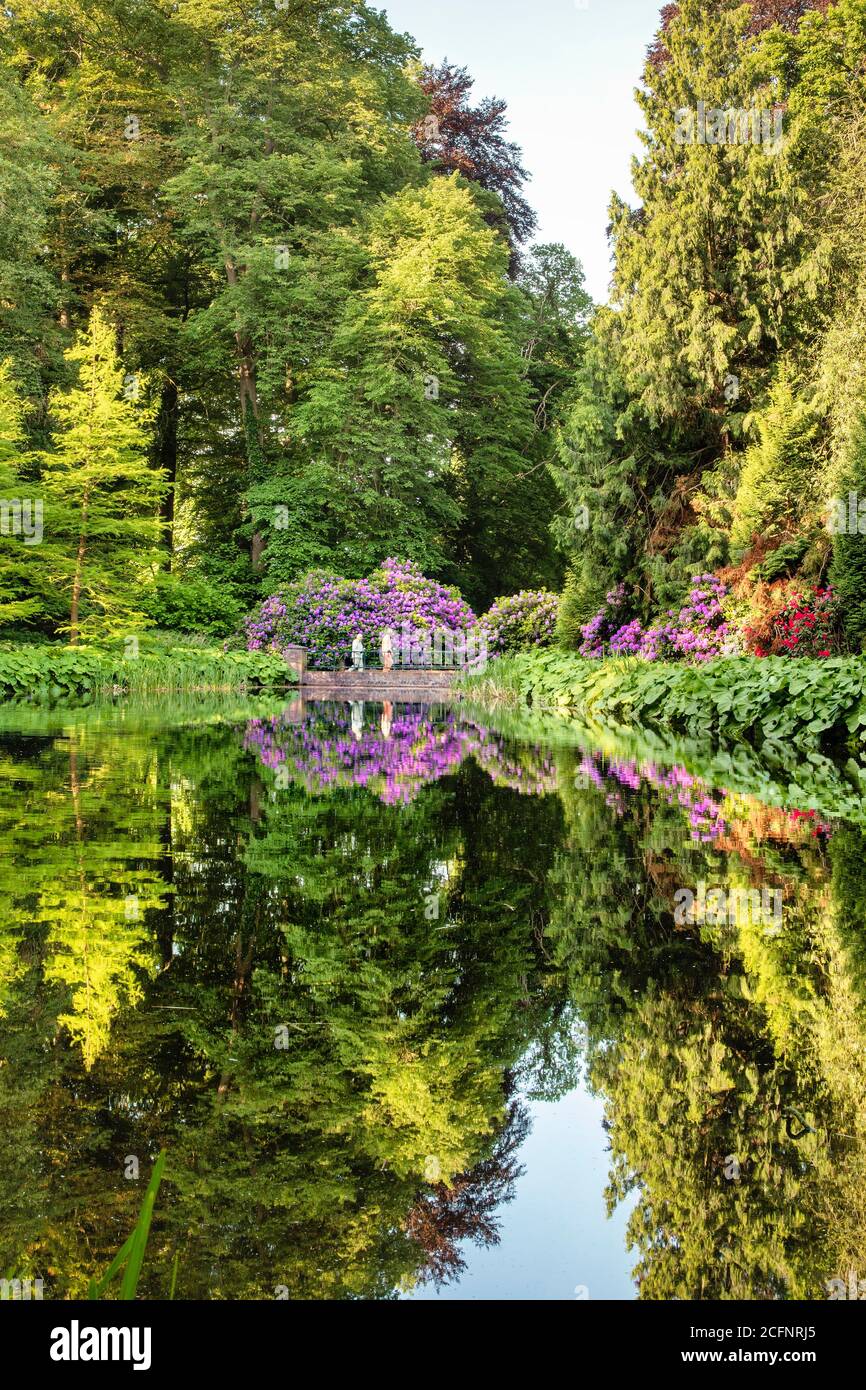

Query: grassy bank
left=461, top=650, right=866, bottom=749
left=0, top=643, right=295, bottom=705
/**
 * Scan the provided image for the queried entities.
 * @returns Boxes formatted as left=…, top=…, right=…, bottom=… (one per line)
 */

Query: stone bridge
left=299, top=669, right=459, bottom=697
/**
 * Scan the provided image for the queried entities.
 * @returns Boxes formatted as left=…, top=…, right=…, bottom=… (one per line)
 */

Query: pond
left=0, top=695, right=864, bottom=1301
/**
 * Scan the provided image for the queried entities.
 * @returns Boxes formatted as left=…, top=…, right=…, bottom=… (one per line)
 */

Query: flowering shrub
left=580, top=575, right=731, bottom=663
left=640, top=574, right=732, bottom=662
left=245, top=559, right=476, bottom=669
left=579, top=584, right=628, bottom=658
left=742, top=584, right=840, bottom=659
left=478, top=589, right=559, bottom=657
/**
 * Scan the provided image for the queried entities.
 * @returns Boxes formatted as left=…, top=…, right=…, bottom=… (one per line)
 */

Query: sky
left=405, top=1085, right=637, bottom=1301
left=380, top=0, right=667, bottom=303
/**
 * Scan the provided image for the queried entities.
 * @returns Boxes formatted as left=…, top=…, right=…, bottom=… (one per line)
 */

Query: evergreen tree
left=40, top=308, right=165, bottom=644
left=829, top=411, right=866, bottom=651
left=731, top=368, right=822, bottom=556
left=550, top=310, right=703, bottom=628
left=0, top=362, right=45, bottom=625
left=613, top=0, right=817, bottom=424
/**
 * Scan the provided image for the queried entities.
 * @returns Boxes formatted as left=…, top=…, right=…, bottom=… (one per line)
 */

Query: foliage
left=491, top=647, right=866, bottom=749
left=87, top=1153, right=166, bottom=1300
left=648, top=1, right=836, bottom=69
left=0, top=1, right=584, bottom=626
left=0, top=360, right=43, bottom=625
left=414, top=61, right=537, bottom=258
left=742, top=583, right=840, bottom=657
left=244, top=558, right=477, bottom=670
left=579, top=575, right=732, bottom=662
left=549, top=0, right=866, bottom=638
left=578, top=583, right=630, bottom=659
left=551, top=311, right=704, bottom=622
left=555, top=568, right=604, bottom=652
left=829, top=412, right=866, bottom=651
left=731, top=371, right=823, bottom=557
left=38, top=308, right=166, bottom=644
left=141, top=572, right=243, bottom=640
left=0, top=644, right=294, bottom=705
left=478, top=589, right=559, bottom=657
left=749, top=537, right=809, bottom=584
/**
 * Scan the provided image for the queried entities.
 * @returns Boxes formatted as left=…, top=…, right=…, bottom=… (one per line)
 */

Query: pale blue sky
left=380, top=0, right=666, bottom=303
left=404, top=1085, right=637, bottom=1301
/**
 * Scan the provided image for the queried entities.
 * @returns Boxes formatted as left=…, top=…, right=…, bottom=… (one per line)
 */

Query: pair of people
left=350, top=629, right=395, bottom=672
left=349, top=699, right=393, bottom=741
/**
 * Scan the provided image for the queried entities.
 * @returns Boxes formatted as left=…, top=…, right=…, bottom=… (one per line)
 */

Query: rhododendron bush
left=580, top=575, right=732, bottom=662
left=742, top=584, right=840, bottom=659
left=244, top=708, right=559, bottom=804
left=478, top=589, right=559, bottom=657
left=245, top=559, right=477, bottom=669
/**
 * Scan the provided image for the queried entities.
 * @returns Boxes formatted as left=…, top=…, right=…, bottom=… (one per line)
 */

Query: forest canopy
left=0, top=0, right=587, bottom=635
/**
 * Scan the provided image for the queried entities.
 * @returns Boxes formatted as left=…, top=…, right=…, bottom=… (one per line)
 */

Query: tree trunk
left=156, top=377, right=178, bottom=565
left=224, top=258, right=266, bottom=569
left=69, top=492, right=90, bottom=647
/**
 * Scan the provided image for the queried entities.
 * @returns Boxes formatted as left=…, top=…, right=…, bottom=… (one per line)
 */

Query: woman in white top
left=380, top=628, right=395, bottom=673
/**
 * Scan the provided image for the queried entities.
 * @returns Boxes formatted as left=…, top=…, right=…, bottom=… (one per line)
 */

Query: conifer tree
left=41, top=308, right=165, bottom=644
left=731, top=369, right=821, bottom=556
left=829, top=411, right=866, bottom=651
left=0, top=360, right=45, bottom=625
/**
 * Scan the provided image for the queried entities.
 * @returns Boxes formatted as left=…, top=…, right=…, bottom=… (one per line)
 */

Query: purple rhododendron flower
left=580, top=574, right=731, bottom=664
left=245, top=559, right=477, bottom=670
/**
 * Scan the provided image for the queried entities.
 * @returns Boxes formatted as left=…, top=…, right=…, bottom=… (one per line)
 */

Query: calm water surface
left=1, top=695, right=864, bottom=1300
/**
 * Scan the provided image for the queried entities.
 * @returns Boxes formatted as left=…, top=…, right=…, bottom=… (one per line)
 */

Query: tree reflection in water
left=0, top=697, right=864, bottom=1300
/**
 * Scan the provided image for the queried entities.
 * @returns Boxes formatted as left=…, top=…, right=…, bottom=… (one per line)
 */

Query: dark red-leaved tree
left=405, top=1100, right=531, bottom=1287
left=648, top=0, right=836, bottom=66
left=412, top=62, right=537, bottom=263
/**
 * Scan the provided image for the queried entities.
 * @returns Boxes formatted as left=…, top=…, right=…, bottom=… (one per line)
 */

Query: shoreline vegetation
left=0, top=643, right=295, bottom=705
left=3, top=2, right=866, bottom=759
left=459, top=650, right=866, bottom=752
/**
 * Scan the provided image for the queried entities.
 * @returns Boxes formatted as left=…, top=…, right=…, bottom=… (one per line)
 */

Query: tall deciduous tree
left=413, top=61, right=537, bottom=265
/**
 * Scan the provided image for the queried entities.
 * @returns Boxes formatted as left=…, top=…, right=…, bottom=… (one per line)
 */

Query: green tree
left=829, top=411, right=866, bottom=651
left=731, top=368, right=823, bottom=556
left=0, top=361, right=45, bottom=624
left=40, top=307, right=165, bottom=643
left=551, top=311, right=708, bottom=632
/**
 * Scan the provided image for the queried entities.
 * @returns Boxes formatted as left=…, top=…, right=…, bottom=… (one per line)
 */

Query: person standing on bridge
left=380, top=627, right=395, bottom=673
left=351, top=632, right=365, bottom=671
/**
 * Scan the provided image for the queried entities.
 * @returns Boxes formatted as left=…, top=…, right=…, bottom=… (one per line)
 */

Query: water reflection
left=244, top=698, right=559, bottom=801
left=0, top=697, right=864, bottom=1301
